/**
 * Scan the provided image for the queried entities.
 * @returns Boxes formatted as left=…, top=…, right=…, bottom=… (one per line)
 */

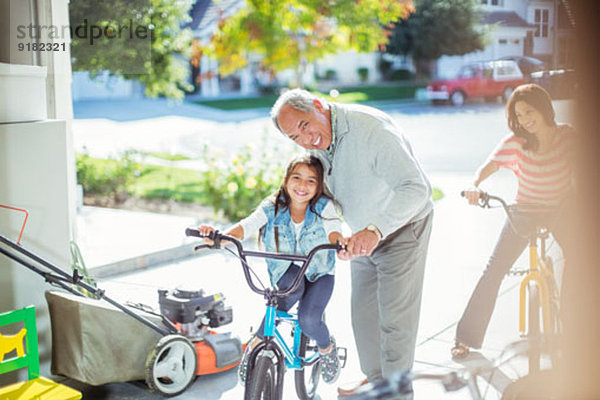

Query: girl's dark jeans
left=256, top=264, right=334, bottom=349
left=456, top=208, right=571, bottom=349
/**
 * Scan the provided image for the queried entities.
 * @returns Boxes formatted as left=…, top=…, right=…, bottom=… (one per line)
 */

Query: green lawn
left=133, top=165, right=207, bottom=203
left=77, top=154, right=208, bottom=204
left=192, top=84, right=424, bottom=110
left=141, top=152, right=192, bottom=161
left=78, top=154, right=443, bottom=213
left=193, top=95, right=280, bottom=110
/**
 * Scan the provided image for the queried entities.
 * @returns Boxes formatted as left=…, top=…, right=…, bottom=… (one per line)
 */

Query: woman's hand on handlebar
left=462, top=187, right=483, bottom=206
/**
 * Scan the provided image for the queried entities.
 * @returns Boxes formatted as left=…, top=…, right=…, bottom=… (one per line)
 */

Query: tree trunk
left=414, top=58, right=439, bottom=80
left=294, top=62, right=306, bottom=89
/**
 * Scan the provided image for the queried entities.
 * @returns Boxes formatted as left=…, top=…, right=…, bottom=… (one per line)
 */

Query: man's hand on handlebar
left=329, top=231, right=352, bottom=260
left=339, top=228, right=381, bottom=260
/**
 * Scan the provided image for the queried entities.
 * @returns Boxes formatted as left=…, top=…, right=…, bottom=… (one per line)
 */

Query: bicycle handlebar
left=459, top=190, right=509, bottom=210
left=460, top=190, right=560, bottom=240
left=185, top=227, right=344, bottom=299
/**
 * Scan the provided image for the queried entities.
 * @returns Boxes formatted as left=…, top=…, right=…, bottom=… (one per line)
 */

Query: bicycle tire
left=245, top=352, right=277, bottom=400
left=294, top=333, right=321, bottom=399
left=528, top=283, right=541, bottom=374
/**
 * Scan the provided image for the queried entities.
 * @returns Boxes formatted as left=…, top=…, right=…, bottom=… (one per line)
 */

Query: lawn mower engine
left=158, top=288, right=242, bottom=375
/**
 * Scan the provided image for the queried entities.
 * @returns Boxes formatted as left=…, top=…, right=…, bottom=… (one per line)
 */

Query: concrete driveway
left=63, top=98, right=573, bottom=398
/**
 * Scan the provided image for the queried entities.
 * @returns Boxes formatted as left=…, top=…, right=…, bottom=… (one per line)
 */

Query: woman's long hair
left=506, top=83, right=556, bottom=151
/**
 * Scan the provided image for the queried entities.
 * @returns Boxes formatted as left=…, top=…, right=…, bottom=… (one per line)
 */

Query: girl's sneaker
left=320, top=337, right=341, bottom=384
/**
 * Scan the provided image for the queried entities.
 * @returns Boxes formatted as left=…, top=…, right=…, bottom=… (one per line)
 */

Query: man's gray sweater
left=312, top=102, right=433, bottom=239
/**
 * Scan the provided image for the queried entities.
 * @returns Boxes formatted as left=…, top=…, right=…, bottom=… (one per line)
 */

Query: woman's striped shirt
left=489, top=125, right=574, bottom=206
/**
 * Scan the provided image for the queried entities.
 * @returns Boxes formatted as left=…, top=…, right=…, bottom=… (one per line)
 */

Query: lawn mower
left=0, top=232, right=242, bottom=397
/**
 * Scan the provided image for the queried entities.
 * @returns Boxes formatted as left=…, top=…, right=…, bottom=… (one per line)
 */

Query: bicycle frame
left=518, top=232, right=556, bottom=336
left=185, top=228, right=341, bottom=370
left=185, top=228, right=344, bottom=399
left=260, top=309, right=321, bottom=370
left=470, top=193, right=560, bottom=339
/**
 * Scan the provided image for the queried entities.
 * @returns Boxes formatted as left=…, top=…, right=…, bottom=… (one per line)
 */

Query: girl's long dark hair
left=273, top=154, right=331, bottom=218
left=506, top=84, right=556, bottom=151
left=260, top=155, right=334, bottom=252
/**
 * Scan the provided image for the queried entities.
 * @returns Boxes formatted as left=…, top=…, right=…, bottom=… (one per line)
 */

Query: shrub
left=76, top=150, right=140, bottom=201
left=431, top=187, right=444, bottom=201
left=199, top=142, right=293, bottom=221
left=389, top=69, right=414, bottom=81
left=357, top=67, right=369, bottom=82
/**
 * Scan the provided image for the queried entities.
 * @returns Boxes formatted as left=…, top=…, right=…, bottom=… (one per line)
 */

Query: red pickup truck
left=426, top=60, right=526, bottom=106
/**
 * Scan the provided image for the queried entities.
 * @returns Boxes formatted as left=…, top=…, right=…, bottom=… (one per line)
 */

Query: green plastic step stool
left=0, top=306, right=82, bottom=399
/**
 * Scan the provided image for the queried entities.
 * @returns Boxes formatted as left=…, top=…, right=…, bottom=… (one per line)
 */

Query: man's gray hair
left=270, top=88, right=323, bottom=133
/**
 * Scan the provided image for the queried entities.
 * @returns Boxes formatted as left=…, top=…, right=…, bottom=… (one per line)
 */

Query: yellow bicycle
left=468, top=191, right=562, bottom=373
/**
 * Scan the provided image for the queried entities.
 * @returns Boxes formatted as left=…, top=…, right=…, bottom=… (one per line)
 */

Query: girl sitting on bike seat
left=197, top=154, right=345, bottom=384
left=452, top=84, right=575, bottom=359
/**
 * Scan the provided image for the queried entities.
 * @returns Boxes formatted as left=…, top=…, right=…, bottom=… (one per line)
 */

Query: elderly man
left=270, top=89, right=433, bottom=396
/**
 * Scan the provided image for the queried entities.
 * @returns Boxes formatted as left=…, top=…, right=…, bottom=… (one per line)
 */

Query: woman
left=452, top=84, right=575, bottom=358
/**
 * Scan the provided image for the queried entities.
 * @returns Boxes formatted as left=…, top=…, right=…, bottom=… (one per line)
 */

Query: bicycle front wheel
left=528, top=283, right=541, bottom=374
left=245, top=352, right=277, bottom=400
left=295, top=333, right=321, bottom=400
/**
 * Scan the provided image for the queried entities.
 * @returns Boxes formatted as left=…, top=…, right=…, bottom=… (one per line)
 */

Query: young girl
left=198, top=155, right=344, bottom=384
left=452, top=84, right=575, bottom=358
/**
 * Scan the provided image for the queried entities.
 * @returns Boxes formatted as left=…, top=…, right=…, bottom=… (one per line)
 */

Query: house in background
left=71, top=0, right=575, bottom=100
left=186, top=0, right=382, bottom=97
left=186, top=0, right=248, bottom=97
left=72, top=0, right=388, bottom=100
left=436, top=0, right=575, bottom=79
left=71, top=71, right=145, bottom=101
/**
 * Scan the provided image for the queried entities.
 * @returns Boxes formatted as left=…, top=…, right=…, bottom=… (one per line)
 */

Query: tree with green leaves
left=69, top=0, right=194, bottom=99
left=386, top=0, right=486, bottom=78
left=194, top=0, right=413, bottom=87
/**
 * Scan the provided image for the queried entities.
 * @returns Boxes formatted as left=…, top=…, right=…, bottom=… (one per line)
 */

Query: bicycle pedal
left=337, top=347, right=348, bottom=368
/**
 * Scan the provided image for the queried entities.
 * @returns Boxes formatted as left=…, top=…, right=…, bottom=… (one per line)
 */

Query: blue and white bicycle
left=185, top=228, right=347, bottom=400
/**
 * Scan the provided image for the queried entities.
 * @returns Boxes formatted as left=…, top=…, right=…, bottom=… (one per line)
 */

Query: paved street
left=72, top=98, right=574, bottom=175
left=65, top=98, right=573, bottom=399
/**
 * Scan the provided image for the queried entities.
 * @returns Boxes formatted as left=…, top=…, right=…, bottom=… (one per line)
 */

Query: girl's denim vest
left=260, top=196, right=336, bottom=286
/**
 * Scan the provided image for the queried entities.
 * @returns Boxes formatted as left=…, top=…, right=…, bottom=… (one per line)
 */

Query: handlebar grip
left=460, top=190, right=489, bottom=199
left=185, top=228, right=217, bottom=239
left=185, top=227, right=201, bottom=238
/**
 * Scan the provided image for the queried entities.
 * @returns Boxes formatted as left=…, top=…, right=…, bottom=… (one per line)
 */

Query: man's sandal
left=450, top=342, right=470, bottom=359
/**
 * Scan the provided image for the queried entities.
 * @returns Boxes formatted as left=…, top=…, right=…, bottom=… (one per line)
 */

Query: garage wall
left=0, top=0, right=74, bottom=382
